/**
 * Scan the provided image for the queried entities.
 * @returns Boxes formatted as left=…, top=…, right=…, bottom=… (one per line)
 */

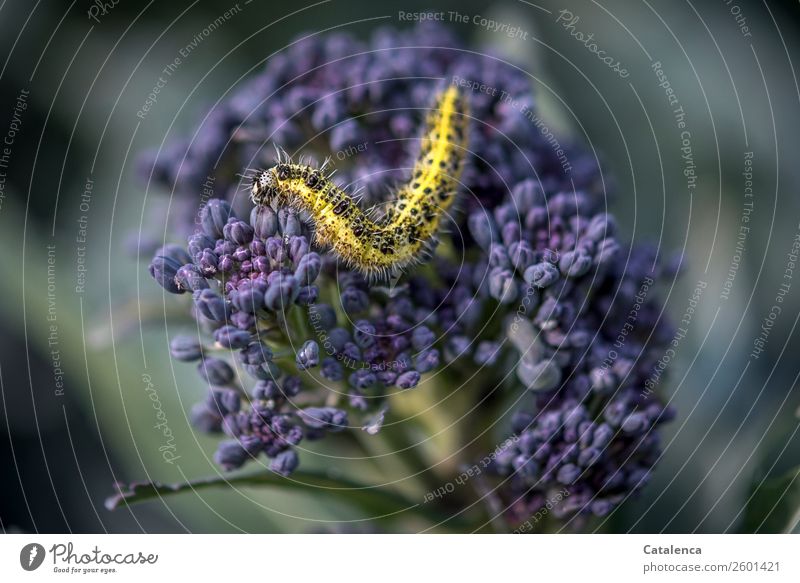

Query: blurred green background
left=1, top=0, right=799, bottom=533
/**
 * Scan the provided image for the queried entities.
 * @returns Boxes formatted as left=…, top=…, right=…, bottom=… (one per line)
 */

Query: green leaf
left=106, top=469, right=471, bottom=529
left=742, top=466, right=800, bottom=533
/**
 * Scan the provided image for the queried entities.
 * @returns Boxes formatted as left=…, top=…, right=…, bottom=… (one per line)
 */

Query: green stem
left=105, top=469, right=473, bottom=530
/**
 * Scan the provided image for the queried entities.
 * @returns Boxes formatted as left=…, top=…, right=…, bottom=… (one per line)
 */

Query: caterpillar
left=250, top=85, right=469, bottom=278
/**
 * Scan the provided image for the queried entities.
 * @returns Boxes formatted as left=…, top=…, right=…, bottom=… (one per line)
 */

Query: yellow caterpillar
left=250, top=85, right=469, bottom=277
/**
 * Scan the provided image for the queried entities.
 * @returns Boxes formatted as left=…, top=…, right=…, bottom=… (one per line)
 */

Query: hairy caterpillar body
left=250, top=86, right=469, bottom=277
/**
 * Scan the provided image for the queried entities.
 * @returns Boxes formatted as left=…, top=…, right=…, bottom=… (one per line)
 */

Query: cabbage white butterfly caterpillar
left=251, top=85, right=468, bottom=277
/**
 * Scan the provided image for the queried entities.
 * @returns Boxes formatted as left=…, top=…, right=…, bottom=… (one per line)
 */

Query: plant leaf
left=742, top=466, right=800, bottom=533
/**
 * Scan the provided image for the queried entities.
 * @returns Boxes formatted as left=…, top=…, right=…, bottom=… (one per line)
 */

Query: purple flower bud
left=170, top=335, right=204, bottom=361
left=188, top=233, right=215, bottom=259
left=474, top=341, right=501, bottom=366
left=556, top=463, right=581, bottom=484
left=265, top=236, right=285, bottom=263
left=489, top=267, right=519, bottom=304
left=411, top=326, right=435, bottom=351
left=245, top=361, right=281, bottom=381
left=509, top=240, right=535, bottom=271
left=209, top=387, right=241, bottom=415
left=270, top=449, right=299, bottom=476
left=362, top=345, right=379, bottom=363
left=214, top=441, right=250, bottom=471
left=524, top=262, right=560, bottom=288
left=415, top=348, right=439, bottom=373
left=294, top=252, right=321, bottom=284
left=340, top=287, right=369, bottom=314
left=376, top=370, right=397, bottom=386
left=296, top=285, right=319, bottom=305
left=232, top=245, right=251, bottom=262
left=311, top=96, right=342, bottom=130
left=252, top=379, right=281, bottom=400
left=559, top=249, right=592, bottom=278
left=149, top=255, right=184, bottom=294
left=195, top=249, right=218, bottom=276
left=578, top=447, right=601, bottom=467
left=501, top=221, right=521, bottom=246
left=348, top=369, right=376, bottom=389
left=231, top=281, right=266, bottom=314
left=279, top=208, right=302, bottom=237
left=251, top=205, right=279, bottom=238
left=299, top=407, right=348, bottom=431
left=488, top=244, right=511, bottom=269
left=596, top=238, right=620, bottom=264
left=534, top=296, right=562, bottom=328
left=444, top=335, right=470, bottom=362
left=589, top=367, right=616, bottom=393
left=193, top=289, right=230, bottom=321
left=330, top=119, right=360, bottom=151
left=239, top=342, right=273, bottom=365
left=155, top=244, right=192, bottom=266
left=342, top=342, right=361, bottom=362
left=592, top=423, right=614, bottom=448
left=190, top=401, right=222, bottom=433
left=200, top=199, right=233, bottom=238
left=243, top=256, right=263, bottom=274
left=283, top=375, right=302, bottom=397
left=308, top=303, right=337, bottom=330
left=494, top=203, right=518, bottom=229
left=296, top=340, right=320, bottom=370
left=223, top=218, right=255, bottom=245
left=585, top=213, right=614, bottom=241
left=604, top=400, right=629, bottom=427
left=321, top=357, right=344, bottom=381
left=512, top=455, right=540, bottom=478
left=396, top=370, right=421, bottom=389
left=468, top=211, right=497, bottom=250
left=621, top=412, right=649, bottom=434
left=264, top=274, right=299, bottom=311
left=213, top=325, right=252, bottom=349
left=215, top=239, right=236, bottom=256
left=218, top=254, right=234, bottom=273
left=250, top=239, right=266, bottom=256
left=230, top=311, right=255, bottom=331
left=288, top=236, right=310, bottom=264
left=197, top=357, right=235, bottom=385
left=328, top=328, right=351, bottom=352
left=511, top=411, right=535, bottom=433
left=353, top=320, right=376, bottom=348
left=175, top=263, right=209, bottom=292
left=525, top=206, right=547, bottom=230
left=510, top=179, right=543, bottom=213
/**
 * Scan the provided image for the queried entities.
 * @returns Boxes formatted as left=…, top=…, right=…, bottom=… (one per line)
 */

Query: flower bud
left=223, top=218, right=254, bottom=245
left=299, top=407, right=348, bottom=431
left=296, top=340, right=320, bottom=370
left=193, top=289, right=231, bottom=321
left=170, top=335, right=204, bottom=361
left=200, top=199, right=233, bottom=238
left=213, top=325, right=252, bottom=349
left=197, top=357, right=235, bottom=385
left=149, top=255, right=184, bottom=294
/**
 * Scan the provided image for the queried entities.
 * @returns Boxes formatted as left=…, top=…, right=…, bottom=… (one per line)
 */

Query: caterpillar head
left=251, top=169, right=278, bottom=206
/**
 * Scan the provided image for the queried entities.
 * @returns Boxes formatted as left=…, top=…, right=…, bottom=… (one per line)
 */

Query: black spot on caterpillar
left=251, top=85, right=469, bottom=278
